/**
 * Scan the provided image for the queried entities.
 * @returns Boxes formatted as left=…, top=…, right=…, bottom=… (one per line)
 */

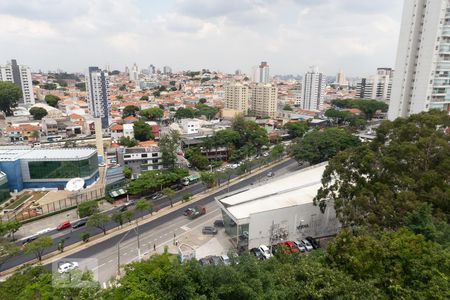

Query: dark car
left=213, top=220, right=224, bottom=227
left=199, top=257, right=211, bottom=266
left=71, top=218, right=87, bottom=229
left=170, top=183, right=183, bottom=191
left=250, top=247, right=265, bottom=260
left=306, top=236, right=320, bottom=249
left=209, top=256, right=222, bottom=265
left=183, top=208, right=194, bottom=216
left=202, top=226, right=218, bottom=235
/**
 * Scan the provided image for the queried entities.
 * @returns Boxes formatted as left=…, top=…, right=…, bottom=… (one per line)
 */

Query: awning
left=109, top=188, right=127, bottom=198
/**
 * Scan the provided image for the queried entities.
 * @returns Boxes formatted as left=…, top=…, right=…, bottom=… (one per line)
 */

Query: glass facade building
left=28, top=155, right=98, bottom=179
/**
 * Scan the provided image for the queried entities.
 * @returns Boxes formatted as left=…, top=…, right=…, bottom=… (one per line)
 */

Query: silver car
left=301, top=239, right=313, bottom=251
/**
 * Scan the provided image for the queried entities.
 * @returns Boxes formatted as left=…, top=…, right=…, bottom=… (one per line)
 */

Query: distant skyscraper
left=130, top=63, right=139, bottom=81
left=257, top=61, right=270, bottom=83
left=124, top=65, right=130, bottom=74
left=356, top=68, right=393, bottom=102
left=0, top=59, right=35, bottom=106
left=148, top=64, right=156, bottom=74
left=389, top=0, right=450, bottom=120
left=335, top=68, right=347, bottom=86
left=163, top=66, right=172, bottom=74
left=251, top=84, right=278, bottom=118
left=86, top=67, right=110, bottom=129
left=301, top=66, right=325, bottom=111
left=224, top=83, right=249, bottom=114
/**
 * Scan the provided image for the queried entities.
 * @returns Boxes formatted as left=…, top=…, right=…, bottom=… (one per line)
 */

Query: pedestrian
left=153, top=244, right=156, bottom=251
left=175, top=240, right=178, bottom=246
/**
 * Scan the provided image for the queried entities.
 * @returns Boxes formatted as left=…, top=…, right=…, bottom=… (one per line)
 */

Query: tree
left=198, top=98, right=207, bottom=104
left=0, top=239, right=19, bottom=270
left=75, top=82, right=86, bottom=91
left=133, top=120, right=153, bottom=141
left=200, top=172, right=215, bottom=188
left=25, top=236, right=52, bottom=261
left=188, top=152, right=210, bottom=170
left=81, top=232, right=90, bottom=242
left=331, top=99, right=388, bottom=120
left=162, top=188, right=176, bottom=207
left=182, top=192, right=193, bottom=202
left=77, top=200, right=99, bottom=218
left=152, top=90, right=160, bottom=97
left=170, top=81, right=177, bottom=86
left=44, top=94, right=60, bottom=107
left=87, top=213, right=110, bottom=235
left=284, top=122, right=308, bottom=139
left=139, top=107, right=164, bottom=121
left=123, top=165, right=132, bottom=179
left=175, top=107, right=197, bottom=119
left=0, top=81, right=21, bottom=116
left=159, top=130, right=181, bottom=170
left=140, top=95, right=149, bottom=101
left=315, top=110, right=450, bottom=229
left=122, top=105, right=140, bottom=118
left=57, top=239, right=64, bottom=253
left=116, top=95, right=123, bottom=100
left=123, top=210, right=134, bottom=224
left=283, top=104, right=293, bottom=111
left=196, top=104, right=219, bottom=120
left=29, top=107, right=48, bottom=120
left=5, top=220, right=21, bottom=241
left=112, top=212, right=124, bottom=228
left=291, top=128, right=360, bottom=165
left=271, top=143, right=285, bottom=160
left=127, top=168, right=188, bottom=195
left=119, top=136, right=138, bottom=147
left=43, top=83, right=57, bottom=90
left=32, top=80, right=40, bottom=85
left=135, top=198, right=152, bottom=218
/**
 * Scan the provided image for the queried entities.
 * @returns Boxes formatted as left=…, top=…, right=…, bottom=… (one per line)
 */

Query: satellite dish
left=66, top=178, right=85, bottom=192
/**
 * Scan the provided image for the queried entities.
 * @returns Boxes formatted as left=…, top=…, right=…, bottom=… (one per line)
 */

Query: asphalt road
left=1, top=158, right=297, bottom=273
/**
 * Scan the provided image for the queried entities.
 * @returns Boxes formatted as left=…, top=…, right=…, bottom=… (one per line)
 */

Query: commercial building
left=86, top=66, right=110, bottom=129
left=116, top=146, right=162, bottom=178
left=356, top=68, right=394, bottom=102
left=0, top=172, right=10, bottom=203
left=389, top=0, right=450, bottom=119
left=301, top=66, right=325, bottom=111
left=224, top=83, right=249, bottom=114
left=216, top=163, right=340, bottom=250
left=0, top=59, right=35, bottom=106
left=251, top=84, right=278, bottom=118
left=0, top=148, right=99, bottom=192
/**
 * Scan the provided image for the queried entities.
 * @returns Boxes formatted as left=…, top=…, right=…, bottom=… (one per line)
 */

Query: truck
left=187, top=205, right=206, bottom=219
left=182, top=175, right=200, bottom=186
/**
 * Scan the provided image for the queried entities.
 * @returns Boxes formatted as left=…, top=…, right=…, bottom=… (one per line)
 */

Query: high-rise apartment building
left=148, top=64, right=156, bottom=74
left=86, top=67, right=110, bottom=129
left=257, top=61, right=270, bottom=83
left=301, top=66, right=325, bottom=111
left=130, top=63, right=139, bottom=81
left=335, top=68, right=348, bottom=86
left=251, top=84, right=278, bottom=118
left=0, top=59, right=35, bottom=106
left=356, top=68, right=394, bottom=102
left=224, top=83, right=249, bottom=114
left=163, top=66, right=172, bottom=74
left=389, top=0, right=450, bottom=120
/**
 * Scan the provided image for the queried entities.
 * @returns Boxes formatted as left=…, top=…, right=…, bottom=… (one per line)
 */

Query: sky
left=0, top=0, right=404, bottom=76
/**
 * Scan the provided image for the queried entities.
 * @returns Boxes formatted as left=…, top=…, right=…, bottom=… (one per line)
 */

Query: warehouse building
left=216, top=163, right=340, bottom=250
left=0, top=148, right=99, bottom=192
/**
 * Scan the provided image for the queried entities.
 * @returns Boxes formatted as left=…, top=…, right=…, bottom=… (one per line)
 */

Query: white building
left=301, top=66, right=325, bottom=111
left=0, top=59, right=35, bottom=106
left=130, top=63, right=139, bottom=81
left=180, top=118, right=201, bottom=134
left=86, top=66, right=110, bottom=129
left=117, top=146, right=163, bottom=177
left=224, top=83, right=249, bottom=114
left=356, top=68, right=394, bottom=102
left=257, top=61, right=270, bottom=83
left=216, top=163, right=340, bottom=250
left=389, top=0, right=450, bottom=120
left=123, top=123, right=134, bottom=139
left=251, top=84, right=278, bottom=118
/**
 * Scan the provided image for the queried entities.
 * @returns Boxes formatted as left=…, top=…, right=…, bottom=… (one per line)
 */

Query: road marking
left=92, top=262, right=106, bottom=271
left=180, top=225, right=190, bottom=231
left=123, top=252, right=127, bottom=255
left=108, top=259, right=113, bottom=263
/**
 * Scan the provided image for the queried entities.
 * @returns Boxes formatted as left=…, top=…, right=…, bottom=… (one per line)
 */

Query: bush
left=77, top=200, right=99, bottom=218
left=81, top=232, right=90, bottom=243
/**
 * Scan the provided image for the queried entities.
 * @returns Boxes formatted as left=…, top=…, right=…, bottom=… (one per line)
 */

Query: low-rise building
left=117, top=146, right=162, bottom=178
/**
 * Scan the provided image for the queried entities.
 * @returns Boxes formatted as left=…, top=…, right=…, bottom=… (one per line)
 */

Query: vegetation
left=200, top=171, right=215, bottom=188
left=77, top=200, right=99, bottom=218
left=140, top=95, right=149, bottom=101
left=0, top=81, right=21, bottom=115
left=325, top=108, right=367, bottom=128
left=316, top=110, right=450, bottom=229
left=133, top=120, right=154, bottom=141
left=135, top=198, right=152, bottom=217
left=127, top=168, right=188, bottom=195
left=291, top=128, right=360, bottom=164
left=44, top=94, right=60, bottom=107
left=42, top=83, right=57, bottom=90
left=24, top=236, right=52, bottom=261
left=159, top=130, right=181, bottom=170
left=283, top=104, right=293, bottom=111
left=162, top=188, right=176, bottom=207
left=331, top=99, right=388, bottom=120
left=119, top=136, right=138, bottom=147
left=0, top=239, right=19, bottom=270
left=75, top=82, right=86, bottom=91
left=174, top=104, right=219, bottom=120
left=139, top=107, right=163, bottom=121
left=87, top=213, right=110, bottom=235
left=284, top=122, right=308, bottom=139
left=29, top=107, right=48, bottom=120
left=123, top=165, right=132, bottom=179
left=122, top=105, right=140, bottom=118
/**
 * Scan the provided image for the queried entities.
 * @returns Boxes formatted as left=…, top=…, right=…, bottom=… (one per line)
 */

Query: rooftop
left=218, top=163, right=327, bottom=221
left=0, top=148, right=97, bottom=161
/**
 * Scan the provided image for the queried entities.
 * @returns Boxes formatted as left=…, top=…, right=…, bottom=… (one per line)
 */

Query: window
left=28, top=155, right=98, bottom=179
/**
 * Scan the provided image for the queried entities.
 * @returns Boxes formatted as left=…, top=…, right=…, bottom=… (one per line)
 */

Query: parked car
left=169, top=183, right=184, bottom=191
left=263, top=152, right=269, bottom=157
left=284, top=241, right=300, bottom=253
left=250, top=247, right=265, bottom=260
left=267, top=171, right=275, bottom=177
left=306, top=236, right=320, bottom=249
left=213, top=220, right=224, bottom=227
left=71, top=219, right=87, bottom=229
left=57, top=261, right=79, bottom=273
left=150, top=193, right=162, bottom=200
left=293, top=240, right=307, bottom=252
left=202, top=226, right=218, bottom=235
left=56, top=220, right=71, bottom=231
left=199, top=257, right=211, bottom=266
left=301, top=239, right=314, bottom=251
left=219, top=254, right=230, bottom=265
left=209, top=256, right=222, bottom=265
left=258, top=244, right=272, bottom=259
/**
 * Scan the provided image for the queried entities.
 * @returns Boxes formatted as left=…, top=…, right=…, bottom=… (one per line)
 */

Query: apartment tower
left=224, top=83, right=249, bottom=114
left=0, top=59, right=35, bottom=106
left=251, top=84, right=278, bottom=118
left=301, top=66, right=325, bottom=111
left=86, top=67, right=110, bottom=130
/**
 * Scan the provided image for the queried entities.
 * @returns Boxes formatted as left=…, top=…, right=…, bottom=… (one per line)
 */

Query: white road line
left=92, top=262, right=106, bottom=271
left=123, top=252, right=127, bottom=256
left=180, top=225, right=190, bottom=231
left=108, top=259, right=113, bottom=263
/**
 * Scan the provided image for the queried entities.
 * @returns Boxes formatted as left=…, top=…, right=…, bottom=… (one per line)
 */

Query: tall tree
left=87, top=213, right=110, bottom=235
left=0, top=81, right=21, bottom=116
left=44, top=94, right=60, bottom=107
left=139, top=107, right=164, bottom=121
left=162, top=188, right=176, bottom=208
left=133, top=120, right=153, bottom=141
left=159, top=130, right=181, bottom=170
left=135, top=198, right=152, bottom=218
left=122, top=105, right=140, bottom=118
left=25, top=236, right=52, bottom=261
left=29, top=107, right=48, bottom=120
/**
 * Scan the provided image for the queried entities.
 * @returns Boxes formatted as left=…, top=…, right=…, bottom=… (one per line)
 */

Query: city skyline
left=1, top=0, right=403, bottom=76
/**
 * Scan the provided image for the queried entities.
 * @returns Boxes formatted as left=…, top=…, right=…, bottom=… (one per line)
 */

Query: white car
left=258, top=244, right=272, bottom=259
left=293, top=240, right=307, bottom=252
left=219, top=255, right=230, bottom=265
left=263, top=152, right=269, bottom=157
left=301, top=239, right=314, bottom=251
left=57, top=261, right=79, bottom=273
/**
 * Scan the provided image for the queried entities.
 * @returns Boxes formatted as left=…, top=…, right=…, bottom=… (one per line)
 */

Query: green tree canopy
left=283, top=104, right=293, bottom=111
left=29, top=107, right=48, bottom=120
left=140, top=95, right=149, bottom=101
left=119, top=136, right=138, bottom=147
left=87, top=213, right=110, bottom=235
left=331, top=99, right=388, bottom=120
left=159, top=130, right=181, bottom=169
left=128, top=168, right=188, bottom=195
left=291, top=128, right=360, bottom=165
left=175, top=107, right=198, bottom=119
left=133, top=120, right=154, bottom=141
left=77, top=200, right=99, bottom=218
left=284, top=122, right=308, bottom=139
left=44, top=94, right=60, bottom=107
left=0, top=81, right=21, bottom=116
left=123, top=105, right=140, bottom=118
left=196, top=104, right=219, bottom=120
left=75, top=82, right=86, bottom=91
left=42, top=83, right=57, bottom=90
left=139, top=107, right=164, bottom=121
left=25, top=236, right=52, bottom=261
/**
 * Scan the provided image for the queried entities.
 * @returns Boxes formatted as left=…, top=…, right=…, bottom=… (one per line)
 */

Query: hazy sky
left=0, top=0, right=403, bottom=76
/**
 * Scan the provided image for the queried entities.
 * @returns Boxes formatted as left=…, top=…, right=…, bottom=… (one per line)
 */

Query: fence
left=4, top=187, right=105, bottom=222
